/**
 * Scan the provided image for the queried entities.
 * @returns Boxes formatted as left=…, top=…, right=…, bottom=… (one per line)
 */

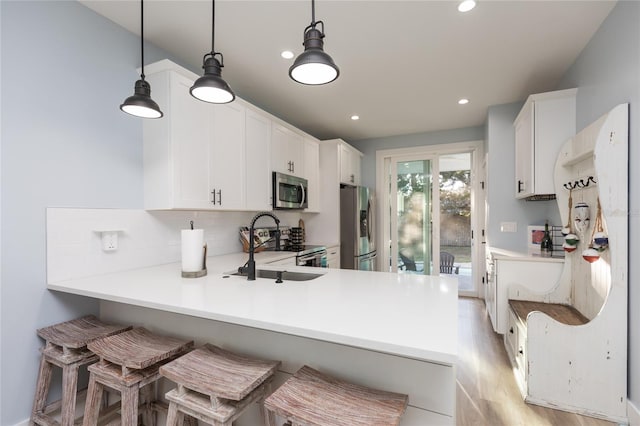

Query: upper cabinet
left=303, top=137, right=320, bottom=212
left=271, top=123, right=304, bottom=178
left=513, top=88, right=576, bottom=200
left=338, top=141, right=363, bottom=186
left=245, top=107, right=272, bottom=211
left=142, top=59, right=320, bottom=212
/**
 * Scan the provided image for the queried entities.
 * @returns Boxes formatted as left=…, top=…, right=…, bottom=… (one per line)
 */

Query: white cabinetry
left=326, top=245, right=340, bottom=269
left=142, top=59, right=320, bottom=213
left=245, top=108, right=272, bottom=211
left=303, top=137, right=320, bottom=212
left=339, top=142, right=362, bottom=186
left=514, top=88, right=576, bottom=199
left=485, top=250, right=563, bottom=334
left=271, top=123, right=304, bottom=177
left=144, top=69, right=213, bottom=210
left=209, top=102, right=245, bottom=210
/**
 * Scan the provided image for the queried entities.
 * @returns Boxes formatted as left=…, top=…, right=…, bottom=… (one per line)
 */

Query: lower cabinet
left=267, top=256, right=298, bottom=267
left=504, top=308, right=527, bottom=392
left=326, top=245, right=340, bottom=269
left=486, top=251, right=563, bottom=334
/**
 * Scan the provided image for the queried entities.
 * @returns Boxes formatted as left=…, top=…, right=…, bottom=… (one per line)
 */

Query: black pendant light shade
left=120, top=0, right=163, bottom=119
left=191, top=53, right=235, bottom=104
left=190, top=0, right=235, bottom=103
left=120, top=79, right=163, bottom=119
left=289, top=0, right=339, bottom=85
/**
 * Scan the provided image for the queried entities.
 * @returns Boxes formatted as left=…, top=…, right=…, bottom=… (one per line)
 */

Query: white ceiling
left=80, top=0, right=615, bottom=142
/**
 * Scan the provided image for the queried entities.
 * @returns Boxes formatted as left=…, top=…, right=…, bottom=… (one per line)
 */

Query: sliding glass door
left=389, top=155, right=438, bottom=274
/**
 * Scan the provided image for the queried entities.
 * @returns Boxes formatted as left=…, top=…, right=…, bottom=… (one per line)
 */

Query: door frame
left=375, top=140, right=485, bottom=297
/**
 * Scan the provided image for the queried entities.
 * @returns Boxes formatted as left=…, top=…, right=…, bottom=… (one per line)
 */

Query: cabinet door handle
left=292, top=161, right=295, bottom=173
left=211, top=189, right=216, bottom=204
left=217, top=189, right=222, bottom=205
left=518, top=347, right=524, bottom=355
left=350, top=174, right=354, bottom=183
left=509, top=327, right=514, bottom=334
left=517, top=180, right=524, bottom=193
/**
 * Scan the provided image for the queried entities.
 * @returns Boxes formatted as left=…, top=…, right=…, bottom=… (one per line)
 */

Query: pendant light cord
left=140, top=0, right=145, bottom=80
left=311, top=0, right=316, bottom=26
left=211, top=0, right=215, bottom=55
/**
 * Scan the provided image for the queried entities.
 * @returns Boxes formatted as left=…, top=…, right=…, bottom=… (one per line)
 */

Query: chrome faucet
left=240, top=211, right=281, bottom=280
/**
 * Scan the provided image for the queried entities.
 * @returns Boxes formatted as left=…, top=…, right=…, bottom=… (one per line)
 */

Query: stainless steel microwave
left=273, top=172, right=308, bottom=209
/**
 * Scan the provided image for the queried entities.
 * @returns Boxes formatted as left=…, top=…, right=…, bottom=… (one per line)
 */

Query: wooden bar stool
left=30, top=315, right=131, bottom=426
left=159, top=343, right=281, bottom=426
left=264, top=365, right=409, bottom=426
left=82, top=327, right=194, bottom=426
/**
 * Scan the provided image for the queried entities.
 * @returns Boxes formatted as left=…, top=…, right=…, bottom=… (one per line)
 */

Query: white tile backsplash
left=46, top=208, right=304, bottom=283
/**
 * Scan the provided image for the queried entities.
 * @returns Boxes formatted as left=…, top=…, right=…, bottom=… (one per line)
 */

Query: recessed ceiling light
left=281, top=50, right=294, bottom=59
left=351, top=115, right=360, bottom=121
left=458, top=98, right=470, bottom=105
left=458, top=0, right=476, bottom=12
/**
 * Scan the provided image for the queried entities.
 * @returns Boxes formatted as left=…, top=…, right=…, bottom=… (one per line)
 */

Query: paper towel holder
left=182, top=243, right=208, bottom=278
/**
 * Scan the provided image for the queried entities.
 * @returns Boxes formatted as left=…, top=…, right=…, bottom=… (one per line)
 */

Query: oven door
left=273, top=172, right=308, bottom=209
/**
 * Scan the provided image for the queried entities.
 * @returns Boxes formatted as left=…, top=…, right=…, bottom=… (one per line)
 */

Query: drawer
left=505, top=309, right=518, bottom=361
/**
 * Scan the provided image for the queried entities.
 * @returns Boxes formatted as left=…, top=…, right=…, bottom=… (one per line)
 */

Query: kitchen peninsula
left=48, top=251, right=457, bottom=425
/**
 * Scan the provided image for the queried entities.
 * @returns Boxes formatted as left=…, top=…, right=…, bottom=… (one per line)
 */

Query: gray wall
left=555, top=0, right=640, bottom=411
left=0, top=2, right=179, bottom=423
left=485, top=102, right=561, bottom=251
left=350, top=126, right=485, bottom=189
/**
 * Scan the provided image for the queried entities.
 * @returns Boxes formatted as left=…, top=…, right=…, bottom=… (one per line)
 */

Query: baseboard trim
left=629, top=400, right=640, bottom=426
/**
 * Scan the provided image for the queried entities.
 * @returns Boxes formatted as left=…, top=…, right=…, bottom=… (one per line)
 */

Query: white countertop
left=488, top=246, right=565, bottom=263
left=48, top=251, right=458, bottom=365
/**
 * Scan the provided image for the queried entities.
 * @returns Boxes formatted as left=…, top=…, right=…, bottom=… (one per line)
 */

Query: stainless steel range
left=291, top=245, right=327, bottom=267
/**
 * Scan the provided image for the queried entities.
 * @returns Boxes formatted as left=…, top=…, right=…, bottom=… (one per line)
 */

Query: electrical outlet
left=101, top=231, right=118, bottom=251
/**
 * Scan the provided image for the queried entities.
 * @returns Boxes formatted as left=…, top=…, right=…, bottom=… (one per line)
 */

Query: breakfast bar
left=48, top=252, right=458, bottom=425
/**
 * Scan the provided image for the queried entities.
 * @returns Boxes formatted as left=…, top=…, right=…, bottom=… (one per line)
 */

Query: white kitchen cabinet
left=339, top=142, right=362, bottom=186
left=303, top=137, right=320, bottom=212
left=326, top=245, right=340, bottom=269
left=486, top=249, right=563, bottom=334
left=271, top=122, right=304, bottom=177
left=209, top=102, right=245, bottom=210
left=513, top=88, right=576, bottom=199
left=266, top=255, right=298, bottom=267
left=143, top=68, right=214, bottom=210
left=245, top=107, right=272, bottom=211
left=303, top=139, right=363, bottom=249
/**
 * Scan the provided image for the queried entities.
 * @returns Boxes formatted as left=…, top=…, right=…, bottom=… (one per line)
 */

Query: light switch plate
left=500, top=222, right=517, bottom=233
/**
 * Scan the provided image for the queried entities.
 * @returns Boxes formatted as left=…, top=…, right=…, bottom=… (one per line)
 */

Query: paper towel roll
left=181, top=229, right=205, bottom=272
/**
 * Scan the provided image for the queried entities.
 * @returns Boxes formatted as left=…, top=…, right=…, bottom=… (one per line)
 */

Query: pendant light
left=190, top=0, right=235, bottom=104
left=289, top=0, right=339, bottom=85
left=120, top=0, right=163, bottom=119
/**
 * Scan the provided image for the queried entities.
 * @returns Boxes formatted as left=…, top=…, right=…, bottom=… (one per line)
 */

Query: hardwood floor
left=456, top=297, right=615, bottom=426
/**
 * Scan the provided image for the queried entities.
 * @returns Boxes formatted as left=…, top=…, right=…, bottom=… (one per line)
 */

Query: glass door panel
left=393, top=159, right=435, bottom=274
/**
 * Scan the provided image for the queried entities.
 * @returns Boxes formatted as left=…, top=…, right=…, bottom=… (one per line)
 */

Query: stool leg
left=120, top=385, right=140, bottom=426
left=60, top=362, right=80, bottom=426
left=166, top=402, right=183, bottom=426
left=139, top=382, right=156, bottom=426
left=262, top=406, right=277, bottom=426
left=82, top=375, right=103, bottom=426
left=30, top=355, right=53, bottom=425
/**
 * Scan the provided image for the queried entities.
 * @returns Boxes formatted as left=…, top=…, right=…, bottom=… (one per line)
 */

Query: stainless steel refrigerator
left=340, top=186, right=377, bottom=271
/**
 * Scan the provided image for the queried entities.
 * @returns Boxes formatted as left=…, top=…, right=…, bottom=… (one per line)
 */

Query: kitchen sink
left=230, top=269, right=323, bottom=281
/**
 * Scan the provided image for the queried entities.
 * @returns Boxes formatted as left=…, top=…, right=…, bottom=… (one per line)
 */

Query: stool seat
left=87, top=327, right=193, bottom=370
left=30, top=316, right=131, bottom=426
left=264, top=365, right=409, bottom=426
left=160, top=344, right=281, bottom=426
left=83, top=327, right=194, bottom=426
left=37, top=315, right=131, bottom=350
